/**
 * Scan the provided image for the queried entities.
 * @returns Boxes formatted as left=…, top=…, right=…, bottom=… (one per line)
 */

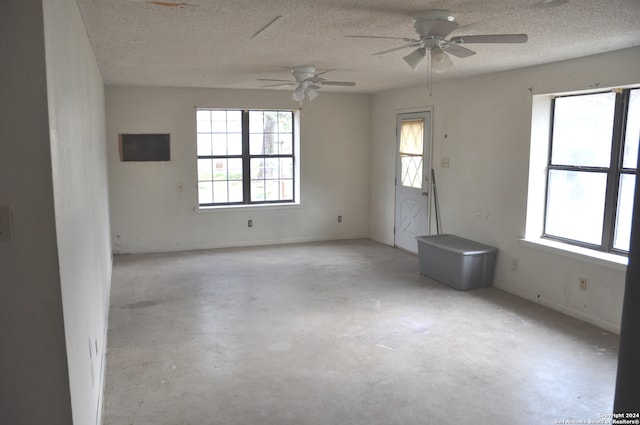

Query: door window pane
left=614, top=173, right=635, bottom=251
left=551, top=92, right=615, bottom=167
left=399, top=119, right=424, bottom=189
left=400, top=119, right=423, bottom=155
left=401, top=155, right=423, bottom=189
left=545, top=170, right=607, bottom=245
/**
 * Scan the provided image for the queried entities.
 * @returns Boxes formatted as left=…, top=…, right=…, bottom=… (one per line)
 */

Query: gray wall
left=0, top=1, right=73, bottom=424
left=0, top=1, right=112, bottom=424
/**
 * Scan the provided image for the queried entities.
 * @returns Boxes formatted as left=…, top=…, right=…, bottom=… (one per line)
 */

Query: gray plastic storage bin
left=416, top=234, right=497, bottom=290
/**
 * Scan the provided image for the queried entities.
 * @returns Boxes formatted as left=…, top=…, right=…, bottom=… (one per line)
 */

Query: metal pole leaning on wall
left=432, top=169, right=442, bottom=235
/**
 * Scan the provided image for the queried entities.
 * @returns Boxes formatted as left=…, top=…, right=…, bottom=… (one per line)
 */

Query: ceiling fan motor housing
left=412, top=10, right=456, bottom=38
left=291, top=66, right=316, bottom=82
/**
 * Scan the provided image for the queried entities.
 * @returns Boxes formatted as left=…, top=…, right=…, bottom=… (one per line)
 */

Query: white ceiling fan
left=259, top=66, right=356, bottom=102
left=350, top=9, right=528, bottom=73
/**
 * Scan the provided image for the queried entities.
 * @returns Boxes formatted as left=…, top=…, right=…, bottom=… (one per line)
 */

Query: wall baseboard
left=494, top=279, right=620, bottom=335
left=113, top=233, right=372, bottom=255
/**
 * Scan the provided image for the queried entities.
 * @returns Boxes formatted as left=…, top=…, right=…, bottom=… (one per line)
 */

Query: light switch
left=0, top=205, right=14, bottom=241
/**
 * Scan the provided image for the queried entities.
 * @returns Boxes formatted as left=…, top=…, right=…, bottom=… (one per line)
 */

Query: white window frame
left=524, top=85, right=639, bottom=268
left=195, top=108, right=301, bottom=209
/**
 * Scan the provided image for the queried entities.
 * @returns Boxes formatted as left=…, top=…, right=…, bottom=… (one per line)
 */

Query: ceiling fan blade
left=442, top=43, right=476, bottom=58
left=262, top=83, right=296, bottom=88
left=257, top=78, right=296, bottom=83
left=306, top=76, right=326, bottom=84
left=348, top=35, right=417, bottom=42
left=251, top=15, right=282, bottom=39
left=313, top=68, right=335, bottom=78
left=428, top=20, right=459, bottom=38
left=449, top=34, right=528, bottom=44
left=321, top=81, right=356, bottom=86
left=373, top=42, right=421, bottom=56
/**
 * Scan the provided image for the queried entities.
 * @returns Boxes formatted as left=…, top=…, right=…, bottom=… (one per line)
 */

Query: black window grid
left=543, top=89, right=638, bottom=255
left=197, top=109, right=296, bottom=206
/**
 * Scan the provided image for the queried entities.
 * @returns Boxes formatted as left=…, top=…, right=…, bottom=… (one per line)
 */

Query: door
left=394, top=111, right=431, bottom=253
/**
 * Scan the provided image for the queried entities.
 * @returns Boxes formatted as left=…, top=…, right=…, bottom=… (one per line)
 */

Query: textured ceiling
left=75, top=0, right=640, bottom=94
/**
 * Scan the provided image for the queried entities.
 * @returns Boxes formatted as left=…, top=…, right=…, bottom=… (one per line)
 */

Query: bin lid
left=416, top=234, right=496, bottom=255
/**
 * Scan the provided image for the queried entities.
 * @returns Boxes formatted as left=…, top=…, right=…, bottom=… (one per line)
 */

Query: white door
left=394, top=111, right=431, bottom=253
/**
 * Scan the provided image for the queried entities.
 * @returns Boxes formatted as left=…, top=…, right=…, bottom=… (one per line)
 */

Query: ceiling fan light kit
left=430, top=47, right=453, bottom=73
left=258, top=66, right=356, bottom=104
left=306, top=88, right=319, bottom=101
left=292, top=86, right=305, bottom=102
left=403, top=48, right=426, bottom=71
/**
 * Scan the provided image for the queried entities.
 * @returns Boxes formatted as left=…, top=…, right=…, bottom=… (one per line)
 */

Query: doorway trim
left=393, top=107, right=433, bottom=253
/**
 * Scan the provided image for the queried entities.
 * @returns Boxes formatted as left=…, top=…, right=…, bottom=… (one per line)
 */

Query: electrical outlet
left=579, top=277, right=587, bottom=291
left=440, top=157, right=450, bottom=168
left=248, top=219, right=253, bottom=228
left=511, top=259, right=519, bottom=271
left=0, top=205, right=13, bottom=241
left=338, top=215, right=342, bottom=223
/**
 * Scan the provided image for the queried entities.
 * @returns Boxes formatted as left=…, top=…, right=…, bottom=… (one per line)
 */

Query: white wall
left=106, top=87, right=371, bottom=253
left=42, top=1, right=112, bottom=424
left=370, top=47, right=640, bottom=333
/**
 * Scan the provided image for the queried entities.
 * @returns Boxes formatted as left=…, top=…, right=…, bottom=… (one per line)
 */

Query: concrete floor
left=103, top=239, right=619, bottom=425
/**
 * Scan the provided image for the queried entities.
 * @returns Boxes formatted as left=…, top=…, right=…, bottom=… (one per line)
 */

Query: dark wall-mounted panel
left=119, top=134, right=170, bottom=162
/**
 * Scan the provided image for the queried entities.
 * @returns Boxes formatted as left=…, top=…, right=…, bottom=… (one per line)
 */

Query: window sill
left=195, top=202, right=302, bottom=213
left=520, top=237, right=627, bottom=271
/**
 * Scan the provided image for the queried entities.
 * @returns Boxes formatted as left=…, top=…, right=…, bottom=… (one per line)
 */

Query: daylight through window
left=196, top=109, right=296, bottom=206
left=543, top=88, right=639, bottom=254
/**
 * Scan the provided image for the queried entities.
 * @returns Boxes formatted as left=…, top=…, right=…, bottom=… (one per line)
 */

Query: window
left=543, top=88, right=639, bottom=255
left=196, top=109, right=297, bottom=206
left=399, top=119, right=424, bottom=189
